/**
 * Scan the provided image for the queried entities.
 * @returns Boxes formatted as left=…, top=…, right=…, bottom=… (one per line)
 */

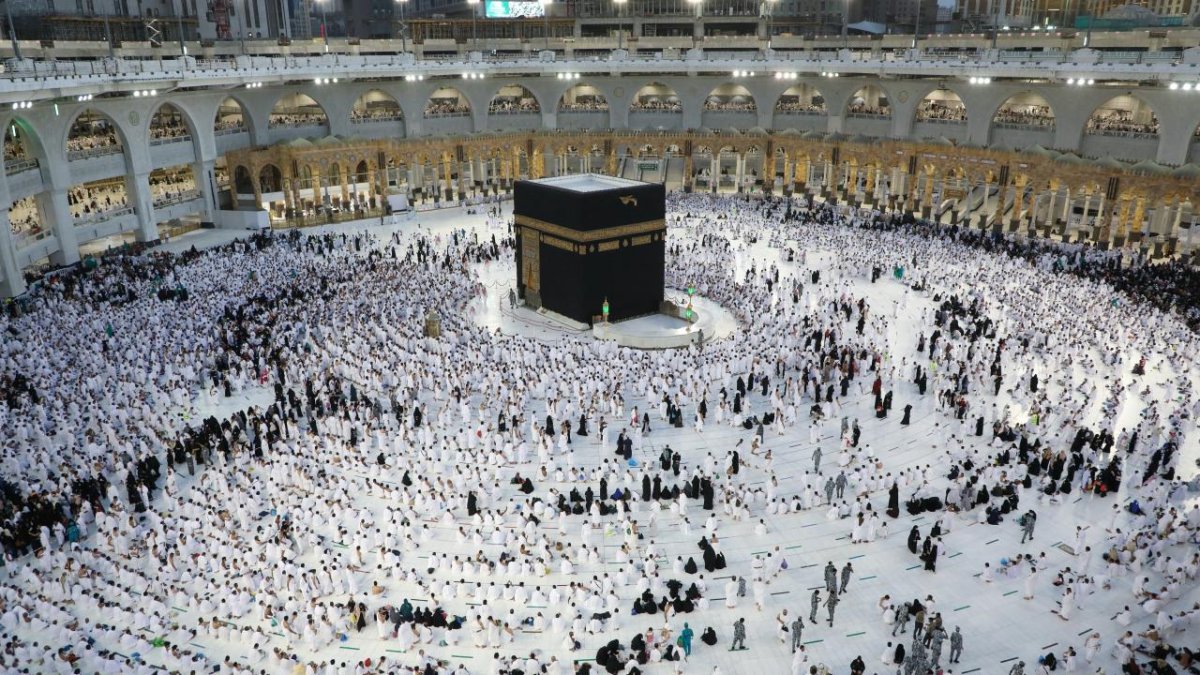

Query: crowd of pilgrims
left=1086, top=112, right=1160, bottom=137
left=0, top=190, right=1194, bottom=675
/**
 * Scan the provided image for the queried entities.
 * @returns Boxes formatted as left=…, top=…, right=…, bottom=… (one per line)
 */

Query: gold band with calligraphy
left=514, top=214, right=665, bottom=243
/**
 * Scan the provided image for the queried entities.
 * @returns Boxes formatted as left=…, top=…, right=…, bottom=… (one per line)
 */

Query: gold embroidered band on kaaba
left=515, top=215, right=665, bottom=243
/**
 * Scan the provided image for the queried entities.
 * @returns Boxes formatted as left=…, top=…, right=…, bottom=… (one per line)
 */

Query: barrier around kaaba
left=513, top=174, right=666, bottom=325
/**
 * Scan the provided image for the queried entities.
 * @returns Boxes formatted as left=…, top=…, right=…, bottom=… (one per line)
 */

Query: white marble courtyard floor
left=18, top=200, right=1200, bottom=675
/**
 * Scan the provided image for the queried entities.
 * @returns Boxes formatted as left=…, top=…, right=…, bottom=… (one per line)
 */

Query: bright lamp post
left=687, top=0, right=701, bottom=49
left=912, top=0, right=921, bottom=49
left=467, top=0, right=479, bottom=51
left=613, top=0, right=626, bottom=50
left=539, top=0, right=551, bottom=50
left=841, top=0, right=848, bottom=48
left=765, top=0, right=776, bottom=49
left=396, top=0, right=408, bottom=53
left=319, top=0, right=329, bottom=46
left=4, top=0, right=21, bottom=61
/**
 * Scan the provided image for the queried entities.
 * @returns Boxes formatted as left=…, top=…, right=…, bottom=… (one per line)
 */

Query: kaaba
left=514, top=175, right=666, bottom=325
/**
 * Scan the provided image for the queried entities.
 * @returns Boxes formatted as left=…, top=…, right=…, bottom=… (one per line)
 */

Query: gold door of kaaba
left=521, top=232, right=540, bottom=294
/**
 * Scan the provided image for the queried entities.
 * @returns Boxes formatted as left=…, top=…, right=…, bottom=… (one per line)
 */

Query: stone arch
left=268, top=93, right=329, bottom=129
left=774, top=84, right=826, bottom=113
left=845, top=85, right=891, bottom=117
left=148, top=102, right=199, bottom=142
left=704, top=83, right=757, bottom=112
left=425, top=86, right=472, bottom=118
left=351, top=89, right=405, bottom=122
left=488, top=84, right=542, bottom=114
left=214, top=96, right=254, bottom=136
left=258, top=164, right=283, bottom=193
left=64, top=108, right=126, bottom=159
left=915, top=87, right=968, bottom=123
left=990, top=91, right=1056, bottom=129
left=628, top=82, right=681, bottom=112
left=557, top=83, right=609, bottom=112
left=1085, top=94, right=1159, bottom=137
left=233, top=165, right=254, bottom=195
left=3, top=116, right=47, bottom=169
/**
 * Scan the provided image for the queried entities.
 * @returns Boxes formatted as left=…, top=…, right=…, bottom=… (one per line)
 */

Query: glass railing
left=149, top=134, right=193, bottom=146
left=159, top=220, right=202, bottom=239
left=351, top=114, right=405, bottom=123
left=67, top=145, right=123, bottom=161
left=12, top=228, right=51, bottom=249
left=72, top=205, right=134, bottom=226
left=915, top=117, right=968, bottom=125
left=4, top=158, right=39, bottom=175
left=267, top=119, right=328, bottom=129
left=153, top=190, right=202, bottom=209
left=993, top=121, right=1055, bottom=131
left=1085, top=127, right=1158, bottom=139
left=774, top=108, right=826, bottom=115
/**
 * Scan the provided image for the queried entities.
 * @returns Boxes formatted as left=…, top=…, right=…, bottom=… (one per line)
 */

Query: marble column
left=0, top=176, right=27, bottom=296
left=194, top=159, right=217, bottom=221
left=42, top=190, right=78, bottom=266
